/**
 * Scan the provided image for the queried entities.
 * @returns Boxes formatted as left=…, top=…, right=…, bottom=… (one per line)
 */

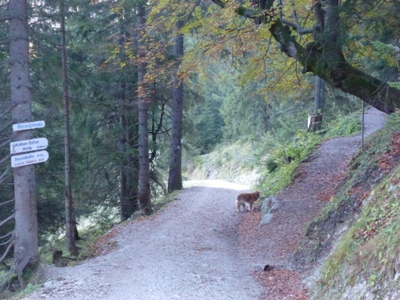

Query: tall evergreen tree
left=113, top=4, right=140, bottom=221
left=168, top=20, right=184, bottom=192
left=60, top=0, right=78, bottom=256
left=137, top=2, right=152, bottom=215
left=9, top=0, right=39, bottom=286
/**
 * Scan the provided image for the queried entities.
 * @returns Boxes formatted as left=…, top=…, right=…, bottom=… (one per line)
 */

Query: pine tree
left=9, top=0, right=39, bottom=286
left=137, top=2, right=152, bottom=215
left=168, top=20, right=184, bottom=192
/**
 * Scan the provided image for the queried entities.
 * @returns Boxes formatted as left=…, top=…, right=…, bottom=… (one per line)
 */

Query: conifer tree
left=137, top=2, right=152, bottom=215
left=168, top=20, right=184, bottom=192
left=9, top=0, right=39, bottom=286
left=60, top=0, right=79, bottom=256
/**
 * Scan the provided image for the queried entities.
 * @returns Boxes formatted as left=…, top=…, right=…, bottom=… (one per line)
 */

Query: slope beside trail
left=239, top=107, right=387, bottom=299
left=23, top=108, right=386, bottom=300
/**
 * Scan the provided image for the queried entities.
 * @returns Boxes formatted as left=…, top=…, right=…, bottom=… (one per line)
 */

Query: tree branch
left=208, top=0, right=400, bottom=113
left=0, top=167, right=11, bottom=185
left=0, top=232, right=13, bottom=240
left=0, top=214, right=14, bottom=227
left=0, top=237, right=12, bottom=247
left=0, top=241, right=14, bottom=263
left=0, top=154, right=10, bottom=166
left=280, top=16, right=315, bottom=35
left=278, top=0, right=315, bottom=35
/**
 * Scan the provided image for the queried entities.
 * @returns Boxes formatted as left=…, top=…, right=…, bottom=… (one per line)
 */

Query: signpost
left=12, top=120, right=45, bottom=131
left=10, top=137, right=48, bottom=154
left=10, top=120, right=49, bottom=168
left=11, top=150, right=49, bottom=168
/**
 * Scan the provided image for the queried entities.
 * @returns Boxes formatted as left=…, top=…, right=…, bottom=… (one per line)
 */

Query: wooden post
left=361, top=101, right=365, bottom=149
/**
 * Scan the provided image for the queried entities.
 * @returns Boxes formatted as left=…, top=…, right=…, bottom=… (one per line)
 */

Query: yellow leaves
left=281, top=0, right=310, bottom=18
left=371, top=42, right=399, bottom=67
left=346, top=40, right=399, bottom=69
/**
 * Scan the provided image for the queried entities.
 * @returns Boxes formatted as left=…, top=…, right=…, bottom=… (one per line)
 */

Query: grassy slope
left=303, top=113, right=400, bottom=299
left=185, top=110, right=362, bottom=197
left=184, top=141, right=261, bottom=186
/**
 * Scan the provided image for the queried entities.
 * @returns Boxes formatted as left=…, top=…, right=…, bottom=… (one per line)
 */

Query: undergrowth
left=184, top=140, right=257, bottom=182
left=258, top=111, right=361, bottom=197
left=314, top=168, right=400, bottom=299
left=185, top=110, right=362, bottom=193
left=39, top=193, right=179, bottom=266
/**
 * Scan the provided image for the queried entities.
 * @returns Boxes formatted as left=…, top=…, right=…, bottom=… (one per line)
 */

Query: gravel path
left=23, top=107, right=387, bottom=300
left=24, top=181, right=263, bottom=300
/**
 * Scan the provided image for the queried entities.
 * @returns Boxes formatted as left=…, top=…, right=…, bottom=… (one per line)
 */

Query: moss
left=345, top=73, right=378, bottom=94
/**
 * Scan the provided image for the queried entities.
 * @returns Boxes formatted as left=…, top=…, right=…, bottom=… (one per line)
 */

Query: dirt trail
left=23, top=108, right=386, bottom=300
left=24, top=181, right=263, bottom=300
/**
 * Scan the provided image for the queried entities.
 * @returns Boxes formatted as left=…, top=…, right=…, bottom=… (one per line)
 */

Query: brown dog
left=236, top=191, right=260, bottom=212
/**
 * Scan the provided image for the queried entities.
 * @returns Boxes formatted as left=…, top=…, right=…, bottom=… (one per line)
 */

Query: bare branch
left=0, top=214, right=14, bottom=228
left=0, top=239, right=14, bottom=263
left=0, top=138, right=11, bottom=149
left=0, top=261, right=15, bottom=291
left=0, top=154, right=10, bottom=166
left=0, top=105, right=11, bottom=119
left=277, top=0, right=315, bottom=35
left=0, top=237, right=12, bottom=247
left=0, top=232, right=13, bottom=240
left=0, top=172, right=12, bottom=185
left=280, top=17, right=315, bottom=35
left=0, top=119, right=13, bottom=133
left=0, top=198, right=14, bottom=207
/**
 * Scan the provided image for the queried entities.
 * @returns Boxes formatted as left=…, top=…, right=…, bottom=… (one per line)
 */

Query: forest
left=0, top=0, right=399, bottom=295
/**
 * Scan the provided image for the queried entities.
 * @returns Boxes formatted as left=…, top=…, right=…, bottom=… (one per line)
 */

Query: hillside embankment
left=234, top=107, right=385, bottom=299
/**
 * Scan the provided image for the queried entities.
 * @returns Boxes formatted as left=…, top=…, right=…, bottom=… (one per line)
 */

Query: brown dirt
left=22, top=108, right=386, bottom=300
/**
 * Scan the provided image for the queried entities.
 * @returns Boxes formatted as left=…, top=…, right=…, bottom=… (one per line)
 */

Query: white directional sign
left=11, top=150, right=49, bottom=168
left=10, top=138, right=48, bottom=154
left=12, top=120, right=45, bottom=132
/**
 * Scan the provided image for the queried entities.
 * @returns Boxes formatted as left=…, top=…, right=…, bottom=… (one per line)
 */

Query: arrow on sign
left=11, top=150, right=49, bottom=168
left=10, top=137, right=48, bottom=154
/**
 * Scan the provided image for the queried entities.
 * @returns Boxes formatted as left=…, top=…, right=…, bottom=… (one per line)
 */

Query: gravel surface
left=23, top=107, right=386, bottom=300
left=24, top=181, right=263, bottom=300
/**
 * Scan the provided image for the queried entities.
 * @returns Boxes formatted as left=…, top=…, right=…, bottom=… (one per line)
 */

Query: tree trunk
left=311, top=76, right=325, bottom=132
left=120, top=116, right=139, bottom=221
left=137, top=3, right=152, bottom=215
left=60, top=0, right=79, bottom=256
left=270, top=20, right=400, bottom=113
left=9, top=0, right=39, bottom=286
left=168, top=20, right=184, bottom=193
left=118, top=13, right=139, bottom=221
